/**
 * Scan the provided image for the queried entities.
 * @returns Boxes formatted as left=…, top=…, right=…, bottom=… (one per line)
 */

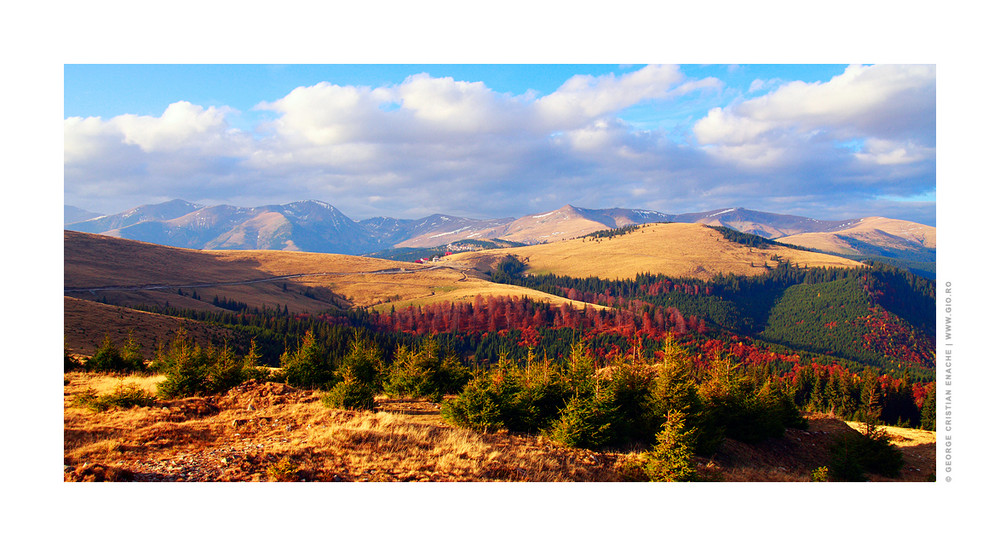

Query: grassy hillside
left=64, top=297, right=237, bottom=359
left=65, top=230, right=599, bottom=326
left=776, top=217, right=936, bottom=279
left=442, top=223, right=862, bottom=281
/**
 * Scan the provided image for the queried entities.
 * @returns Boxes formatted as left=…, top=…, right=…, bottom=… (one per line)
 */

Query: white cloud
left=693, top=64, right=936, bottom=160
left=854, top=138, right=934, bottom=166
left=535, top=64, right=687, bottom=127
left=64, top=65, right=936, bottom=224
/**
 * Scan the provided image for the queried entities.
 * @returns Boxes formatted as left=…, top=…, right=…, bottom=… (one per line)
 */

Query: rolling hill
left=440, top=222, right=864, bottom=281
left=776, top=217, right=936, bottom=277
left=66, top=200, right=930, bottom=270
left=63, top=230, right=596, bottom=319
left=776, top=217, right=935, bottom=255
left=674, top=207, right=863, bottom=239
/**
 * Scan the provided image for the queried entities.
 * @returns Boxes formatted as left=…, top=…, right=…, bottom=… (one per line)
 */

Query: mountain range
left=64, top=200, right=936, bottom=274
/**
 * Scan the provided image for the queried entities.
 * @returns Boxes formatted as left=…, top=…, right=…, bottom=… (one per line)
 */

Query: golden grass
left=64, top=296, right=236, bottom=359
left=63, top=374, right=935, bottom=482
left=843, top=420, right=936, bottom=482
left=64, top=374, right=624, bottom=482
left=370, top=277, right=604, bottom=312
left=777, top=216, right=936, bottom=254
left=66, top=231, right=601, bottom=321
left=443, top=223, right=862, bottom=281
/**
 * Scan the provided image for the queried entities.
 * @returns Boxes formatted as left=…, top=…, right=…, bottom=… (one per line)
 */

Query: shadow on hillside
left=704, top=414, right=860, bottom=482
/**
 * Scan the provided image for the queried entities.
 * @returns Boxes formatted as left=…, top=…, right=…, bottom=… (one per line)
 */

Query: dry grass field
left=843, top=420, right=937, bottom=482
left=65, top=231, right=600, bottom=322
left=64, top=296, right=236, bottom=359
left=64, top=372, right=934, bottom=483
left=64, top=372, right=625, bottom=482
left=704, top=413, right=935, bottom=482
left=442, top=223, right=863, bottom=281
left=777, top=216, right=936, bottom=255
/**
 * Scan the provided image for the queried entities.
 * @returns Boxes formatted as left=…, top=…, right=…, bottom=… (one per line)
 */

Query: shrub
left=828, top=428, right=904, bottom=481
left=508, top=367, right=570, bottom=432
left=698, top=358, right=802, bottom=445
left=811, top=466, right=830, bottom=482
left=441, top=375, right=508, bottom=432
left=920, top=388, right=936, bottom=431
left=645, top=411, right=698, bottom=482
left=74, top=383, right=157, bottom=412
left=383, top=337, right=471, bottom=401
left=547, top=393, right=616, bottom=450
left=85, top=334, right=145, bottom=374
left=338, top=334, right=384, bottom=388
left=266, top=457, right=299, bottom=482
left=604, top=362, right=658, bottom=445
left=65, top=348, right=81, bottom=372
left=442, top=353, right=569, bottom=433
left=156, top=330, right=267, bottom=398
left=280, top=330, right=334, bottom=389
left=652, top=351, right=721, bottom=455
left=322, top=380, right=376, bottom=411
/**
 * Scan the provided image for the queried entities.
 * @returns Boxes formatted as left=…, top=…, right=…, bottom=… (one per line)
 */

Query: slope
left=675, top=207, right=863, bottom=238
left=776, top=217, right=936, bottom=277
left=441, top=222, right=863, bottom=281
left=64, top=230, right=596, bottom=317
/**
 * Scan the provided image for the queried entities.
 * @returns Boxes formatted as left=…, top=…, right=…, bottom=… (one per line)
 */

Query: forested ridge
left=115, top=253, right=934, bottom=434
left=490, top=256, right=934, bottom=373
left=66, top=241, right=936, bottom=484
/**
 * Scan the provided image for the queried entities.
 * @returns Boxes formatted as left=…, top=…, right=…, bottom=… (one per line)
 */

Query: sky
left=64, top=63, right=936, bottom=225
left=15, top=1, right=999, bottom=540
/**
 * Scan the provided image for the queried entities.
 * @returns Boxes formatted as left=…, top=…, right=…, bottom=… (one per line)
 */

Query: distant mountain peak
left=64, top=198, right=931, bottom=269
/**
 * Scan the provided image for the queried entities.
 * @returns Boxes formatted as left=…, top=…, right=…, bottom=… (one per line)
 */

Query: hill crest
left=65, top=199, right=933, bottom=266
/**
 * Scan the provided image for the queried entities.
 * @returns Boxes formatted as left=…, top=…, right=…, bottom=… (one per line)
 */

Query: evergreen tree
left=920, top=386, right=936, bottom=431
left=280, top=330, right=333, bottom=388
left=645, top=411, right=698, bottom=482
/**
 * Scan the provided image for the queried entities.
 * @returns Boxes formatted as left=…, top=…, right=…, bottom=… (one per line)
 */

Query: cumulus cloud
left=535, top=64, right=688, bottom=127
left=64, top=65, right=936, bottom=225
left=693, top=64, right=935, bottom=160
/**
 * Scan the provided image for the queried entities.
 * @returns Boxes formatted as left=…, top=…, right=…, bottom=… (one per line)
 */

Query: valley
left=64, top=208, right=937, bottom=483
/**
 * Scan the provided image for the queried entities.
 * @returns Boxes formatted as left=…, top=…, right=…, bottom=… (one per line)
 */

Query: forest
left=490, top=256, right=935, bottom=375
left=116, top=257, right=934, bottom=434
left=69, top=248, right=935, bottom=482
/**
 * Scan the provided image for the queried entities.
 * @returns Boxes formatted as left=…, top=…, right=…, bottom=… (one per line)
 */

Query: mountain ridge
left=65, top=200, right=935, bottom=265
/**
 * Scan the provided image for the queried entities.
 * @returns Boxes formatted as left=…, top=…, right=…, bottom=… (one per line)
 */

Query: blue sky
left=64, top=64, right=936, bottom=225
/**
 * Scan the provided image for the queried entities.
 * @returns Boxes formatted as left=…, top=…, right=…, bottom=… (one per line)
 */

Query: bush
left=74, top=383, right=157, bottom=412
left=280, top=330, right=334, bottom=389
left=441, top=375, right=509, bottom=432
left=156, top=330, right=267, bottom=398
left=266, top=457, right=299, bottom=482
left=322, top=380, right=376, bottom=411
left=383, top=337, right=471, bottom=401
left=338, top=334, right=384, bottom=388
left=828, top=428, right=904, bottom=481
left=547, top=393, right=616, bottom=450
left=698, top=359, right=802, bottom=445
left=600, top=364, right=663, bottom=444
left=810, top=466, right=830, bottom=482
left=65, top=348, right=81, bottom=372
left=85, top=334, right=145, bottom=374
left=645, top=411, right=698, bottom=482
left=442, top=355, right=569, bottom=433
